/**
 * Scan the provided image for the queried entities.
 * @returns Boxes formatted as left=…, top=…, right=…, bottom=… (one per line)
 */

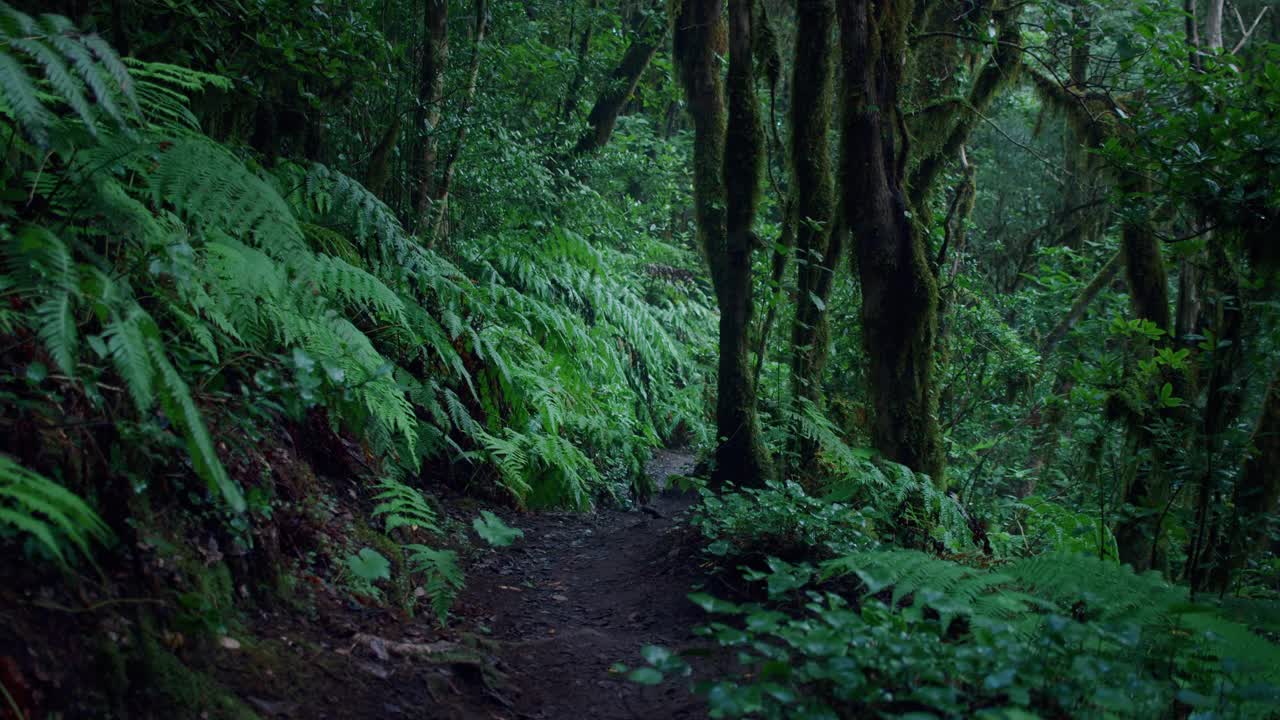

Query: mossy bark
left=365, top=115, right=401, bottom=199
left=836, top=0, right=944, bottom=482
left=411, top=0, right=449, bottom=231
left=430, top=0, right=489, bottom=246
left=787, top=0, right=840, bottom=481
left=1112, top=173, right=1178, bottom=572
left=907, top=4, right=1022, bottom=210
left=1205, top=368, right=1280, bottom=591
left=674, top=0, right=771, bottom=488
left=561, top=0, right=599, bottom=120
left=573, top=1, right=666, bottom=154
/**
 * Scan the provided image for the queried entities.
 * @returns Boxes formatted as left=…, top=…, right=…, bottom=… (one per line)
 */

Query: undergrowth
left=632, top=478, right=1280, bottom=719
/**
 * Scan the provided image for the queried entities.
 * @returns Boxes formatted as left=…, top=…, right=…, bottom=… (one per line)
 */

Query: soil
left=208, top=448, right=721, bottom=720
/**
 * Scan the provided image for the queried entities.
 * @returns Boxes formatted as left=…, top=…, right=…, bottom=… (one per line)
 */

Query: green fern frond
left=124, top=59, right=229, bottom=130
left=150, top=138, right=306, bottom=256
left=0, top=45, right=54, bottom=144
left=371, top=477, right=442, bottom=535
left=104, top=305, right=156, bottom=410
left=147, top=336, right=245, bottom=513
left=4, top=226, right=79, bottom=374
left=7, top=35, right=95, bottom=134
left=0, top=4, right=139, bottom=142
left=404, top=544, right=464, bottom=624
left=0, top=454, right=110, bottom=563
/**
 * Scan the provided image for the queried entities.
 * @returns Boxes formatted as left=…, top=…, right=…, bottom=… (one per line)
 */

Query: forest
left=0, top=0, right=1278, bottom=717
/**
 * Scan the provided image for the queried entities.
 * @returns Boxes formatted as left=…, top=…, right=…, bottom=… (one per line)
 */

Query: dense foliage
left=1, top=0, right=1278, bottom=717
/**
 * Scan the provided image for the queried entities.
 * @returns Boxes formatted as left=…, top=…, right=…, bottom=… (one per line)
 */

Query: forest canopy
left=1, top=0, right=1279, bottom=717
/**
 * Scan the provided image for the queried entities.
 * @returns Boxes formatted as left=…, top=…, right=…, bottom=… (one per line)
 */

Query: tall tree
left=836, top=0, right=944, bottom=481
left=412, top=0, right=449, bottom=231
left=573, top=0, right=667, bottom=154
left=674, top=0, right=772, bottom=487
left=787, top=0, right=840, bottom=481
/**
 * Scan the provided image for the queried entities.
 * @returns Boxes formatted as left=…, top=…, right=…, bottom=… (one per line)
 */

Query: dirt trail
left=209, top=450, right=712, bottom=720
left=450, top=448, right=710, bottom=719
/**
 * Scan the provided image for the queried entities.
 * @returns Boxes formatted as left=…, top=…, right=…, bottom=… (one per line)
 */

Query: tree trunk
left=675, top=0, right=770, bottom=488
left=366, top=115, right=402, bottom=199
left=573, top=2, right=666, bottom=154
left=561, top=0, right=599, bottom=120
left=717, top=0, right=771, bottom=487
left=1186, top=250, right=1246, bottom=592
left=753, top=192, right=796, bottom=387
left=836, top=0, right=944, bottom=481
left=1206, top=367, right=1280, bottom=592
left=1205, top=0, right=1225, bottom=52
left=1040, top=250, right=1123, bottom=356
left=412, top=0, right=449, bottom=230
left=430, top=0, right=489, bottom=247
left=787, top=0, right=839, bottom=481
left=907, top=5, right=1021, bottom=210
left=1112, top=173, right=1177, bottom=571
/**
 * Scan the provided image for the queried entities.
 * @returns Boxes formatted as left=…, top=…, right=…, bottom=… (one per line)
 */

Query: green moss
left=94, top=632, right=130, bottom=716
left=139, top=636, right=261, bottom=720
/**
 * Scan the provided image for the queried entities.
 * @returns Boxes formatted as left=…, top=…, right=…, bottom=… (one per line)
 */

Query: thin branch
left=1231, top=7, right=1268, bottom=54
left=969, top=104, right=1064, bottom=183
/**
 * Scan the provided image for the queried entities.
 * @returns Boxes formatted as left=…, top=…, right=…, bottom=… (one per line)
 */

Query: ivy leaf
left=627, top=667, right=663, bottom=685
left=346, top=547, right=390, bottom=582
left=473, top=510, right=524, bottom=547
left=688, top=592, right=740, bottom=614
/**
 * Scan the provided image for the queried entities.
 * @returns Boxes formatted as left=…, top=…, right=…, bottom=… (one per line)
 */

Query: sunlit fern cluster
left=0, top=3, right=713, bottom=567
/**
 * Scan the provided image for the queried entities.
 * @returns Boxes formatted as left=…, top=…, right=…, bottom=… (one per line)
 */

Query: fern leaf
left=0, top=48, right=52, bottom=144
left=105, top=306, right=156, bottom=410
left=0, top=454, right=110, bottom=563
left=147, top=337, right=245, bottom=512
left=79, top=32, right=137, bottom=116
left=8, top=36, right=95, bottom=134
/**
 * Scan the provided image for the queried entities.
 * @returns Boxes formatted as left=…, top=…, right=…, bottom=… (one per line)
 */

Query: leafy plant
left=405, top=544, right=464, bottom=623
left=344, top=547, right=391, bottom=599
left=0, top=454, right=111, bottom=564
left=472, top=510, right=524, bottom=547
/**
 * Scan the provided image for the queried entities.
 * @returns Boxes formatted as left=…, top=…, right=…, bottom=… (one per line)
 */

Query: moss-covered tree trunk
left=573, top=2, right=666, bottom=154
left=561, top=0, right=599, bottom=120
left=788, top=0, right=839, bottom=481
left=1186, top=250, right=1246, bottom=592
left=836, top=0, right=944, bottom=481
left=1111, top=173, right=1177, bottom=571
left=675, top=0, right=771, bottom=488
left=907, top=4, right=1021, bottom=210
left=411, top=0, right=449, bottom=231
left=1206, top=367, right=1280, bottom=592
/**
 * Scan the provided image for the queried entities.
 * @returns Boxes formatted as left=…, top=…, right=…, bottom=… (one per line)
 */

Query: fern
left=4, top=226, right=79, bottom=375
left=149, top=138, right=307, bottom=257
left=371, top=477, right=442, bottom=535
left=821, top=548, right=1280, bottom=685
left=148, top=334, right=245, bottom=512
left=0, top=3, right=137, bottom=143
left=404, top=544, right=464, bottom=624
left=0, top=454, right=110, bottom=563
left=104, top=305, right=156, bottom=411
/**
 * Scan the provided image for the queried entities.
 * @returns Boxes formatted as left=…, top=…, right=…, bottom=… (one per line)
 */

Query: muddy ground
left=209, top=449, right=721, bottom=720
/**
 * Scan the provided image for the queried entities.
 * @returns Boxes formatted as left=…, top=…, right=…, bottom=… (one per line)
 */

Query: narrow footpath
left=449, top=448, right=710, bottom=719
left=212, top=450, right=716, bottom=720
